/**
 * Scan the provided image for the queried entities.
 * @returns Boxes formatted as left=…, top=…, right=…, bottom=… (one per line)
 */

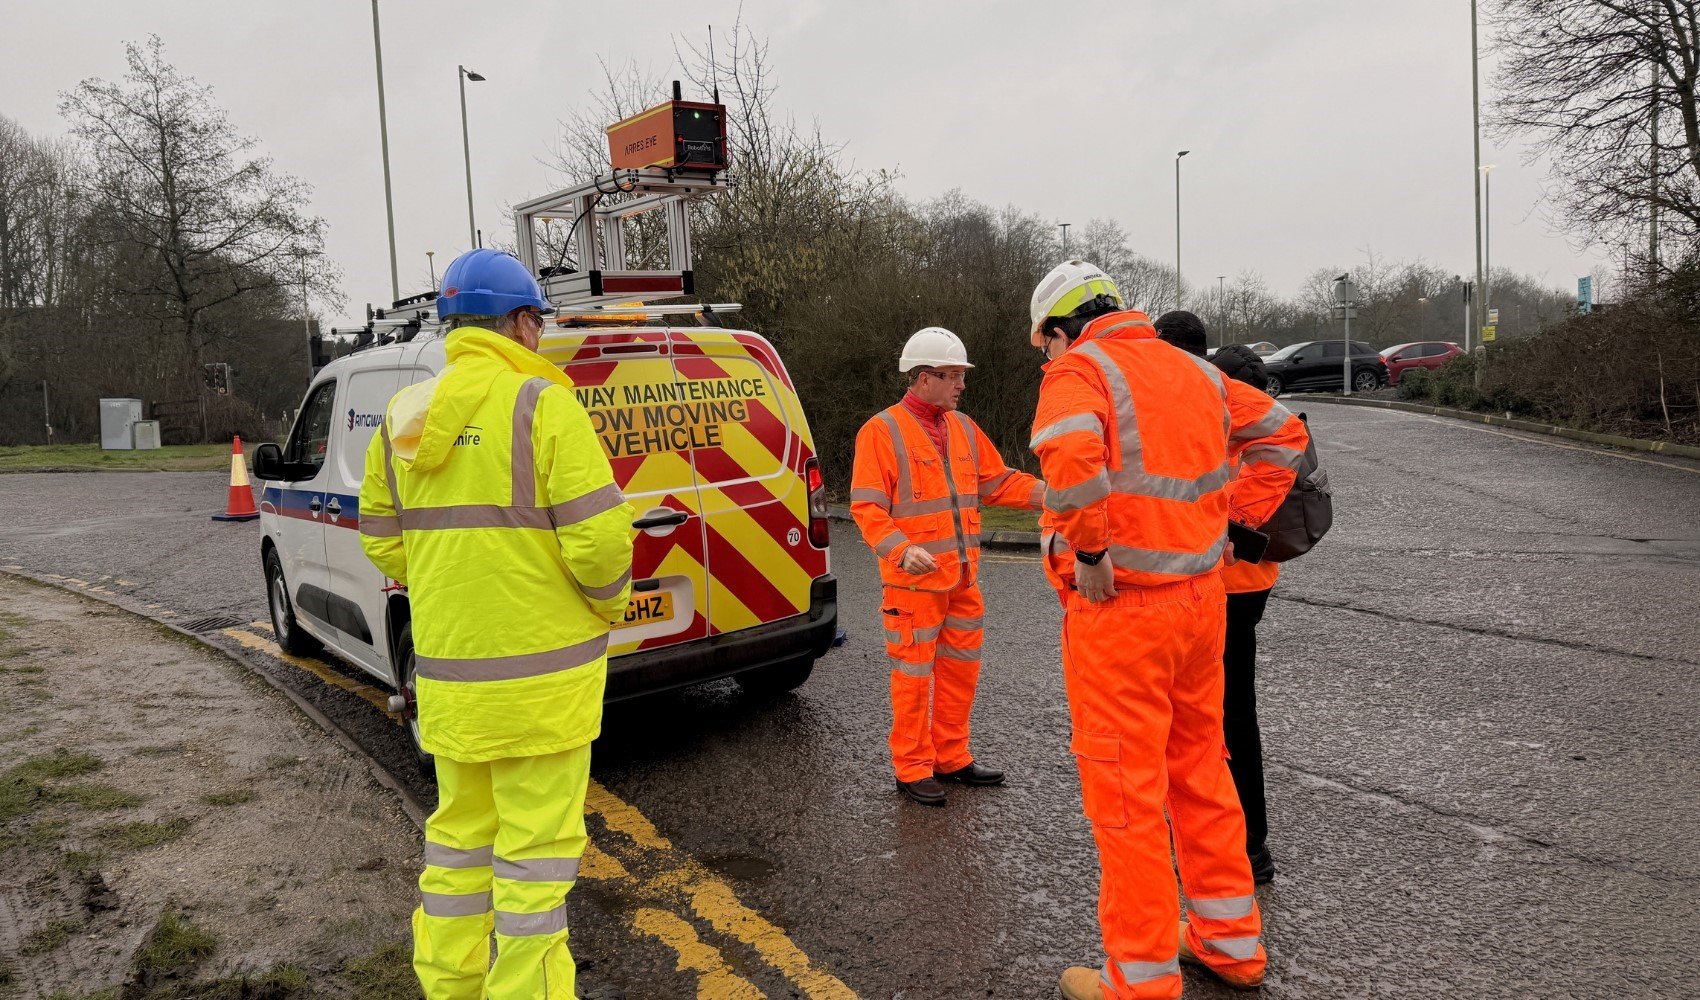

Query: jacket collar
left=1073, top=309, right=1158, bottom=349
left=901, top=390, right=945, bottom=425
left=445, top=326, right=574, bottom=391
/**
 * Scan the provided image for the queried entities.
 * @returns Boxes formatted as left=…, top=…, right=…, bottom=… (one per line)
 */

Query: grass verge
left=0, top=443, right=239, bottom=473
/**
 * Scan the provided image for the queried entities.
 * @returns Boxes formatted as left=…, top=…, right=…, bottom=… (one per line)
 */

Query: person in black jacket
left=1155, top=312, right=1282, bottom=885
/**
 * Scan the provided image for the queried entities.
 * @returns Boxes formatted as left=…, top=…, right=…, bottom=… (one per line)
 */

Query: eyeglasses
left=920, top=370, right=967, bottom=385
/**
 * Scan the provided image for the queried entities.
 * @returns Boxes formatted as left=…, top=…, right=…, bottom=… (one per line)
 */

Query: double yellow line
left=224, top=620, right=856, bottom=999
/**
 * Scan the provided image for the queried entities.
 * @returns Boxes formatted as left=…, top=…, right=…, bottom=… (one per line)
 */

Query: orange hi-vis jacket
left=851, top=404, right=1044, bottom=591
left=1031, top=310, right=1308, bottom=593
left=1220, top=454, right=1282, bottom=594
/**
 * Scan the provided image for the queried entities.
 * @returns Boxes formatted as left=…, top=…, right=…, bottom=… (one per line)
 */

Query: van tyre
left=265, top=547, right=320, bottom=656
left=396, top=624, right=434, bottom=777
left=734, top=655, right=815, bottom=697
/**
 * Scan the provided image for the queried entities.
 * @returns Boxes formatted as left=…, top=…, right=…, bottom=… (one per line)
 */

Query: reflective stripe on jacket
left=1031, top=310, right=1308, bottom=593
left=359, top=327, right=636, bottom=762
left=851, top=403, right=1044, bottom=592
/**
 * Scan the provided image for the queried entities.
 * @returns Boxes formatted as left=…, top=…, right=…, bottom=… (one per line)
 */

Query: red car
left=1380, top=341, right=1463, bottom=385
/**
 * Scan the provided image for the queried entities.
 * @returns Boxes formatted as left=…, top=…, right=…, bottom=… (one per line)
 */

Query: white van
left=253, top=315, right=837, bottom=766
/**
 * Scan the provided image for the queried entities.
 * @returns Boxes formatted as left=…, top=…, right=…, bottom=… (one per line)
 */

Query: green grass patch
left=0, top=443, right=239, bottom=474
left=0, top=957, right=14, bottom=987
left=22, top=917, right=84, bottom=955
left=93, top=817, right=190, bottom=850
left=198, top=789, right=254, bottom=808
left=0, top=749, right=105, bottom=824
left=59, top=849, right=101, bottom=877
left=13, top=749, right=102, bottom=783
left=57, top=782, right=146, bottom=811
left=135, top=910, right=216, bottom=979
left=978, top=506, right=1041, bottom=532
left=343, top=942, right=416, bottom=1000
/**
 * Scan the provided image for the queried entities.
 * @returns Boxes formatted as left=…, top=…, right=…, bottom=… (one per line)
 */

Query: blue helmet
left=436, top=249, right=553, bottom=320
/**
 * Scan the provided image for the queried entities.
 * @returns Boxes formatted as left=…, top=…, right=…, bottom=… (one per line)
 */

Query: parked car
left=1261, top=340, right=1388, bottom=396
left=1379, top=341, right=1463, bottom=385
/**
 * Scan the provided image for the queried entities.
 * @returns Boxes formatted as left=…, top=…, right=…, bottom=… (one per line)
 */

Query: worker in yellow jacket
left=359, top=248, right=634, bottom=1000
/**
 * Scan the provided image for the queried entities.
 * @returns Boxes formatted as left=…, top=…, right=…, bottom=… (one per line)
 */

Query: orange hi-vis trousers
left=1061, top=573, right=1266, bottom=999
left=881, top=581, right=985, bottom=783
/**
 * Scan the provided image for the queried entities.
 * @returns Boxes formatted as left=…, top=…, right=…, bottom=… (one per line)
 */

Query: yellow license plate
left=615, top=591, right=674, bottom=630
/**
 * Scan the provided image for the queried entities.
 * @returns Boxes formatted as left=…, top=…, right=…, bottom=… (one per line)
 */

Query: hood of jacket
left=387, top=326, right=574, bottom=473
left=1073, top=309, right=1159, bottom=349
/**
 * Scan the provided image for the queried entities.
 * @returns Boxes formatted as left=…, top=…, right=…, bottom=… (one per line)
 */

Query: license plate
left=615, top=591, right=674, bottom=630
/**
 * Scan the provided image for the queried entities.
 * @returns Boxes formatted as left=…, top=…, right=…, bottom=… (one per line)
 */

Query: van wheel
left=266, top=548, right=320, bottom=656
left=734, top=656, right=814, bottom=697
left=396, top=624, right=433, bottom=777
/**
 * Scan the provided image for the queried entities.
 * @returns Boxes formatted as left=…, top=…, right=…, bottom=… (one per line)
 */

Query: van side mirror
left=252, top=443, right=288, bottom=482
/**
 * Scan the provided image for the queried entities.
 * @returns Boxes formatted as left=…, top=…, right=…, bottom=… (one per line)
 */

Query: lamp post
left=459, top=66, right=486, bottom=248
left=1058, top=222, right=1071, bottom=253
left=1174, top=150, right=1190, bottom=309
left=370, top=0, right=399, bottom=303
left=295, top=249, right=314, bottom=384
left=426, top=250, right=437, bottom=289
left=1334, top=274, right=1359, bottom=395
left=1217, top=275, right=1226, bottom=346
left=1480, top=164, right=1495, bottom=324
left=1418, top=295, right=1429, bottom=339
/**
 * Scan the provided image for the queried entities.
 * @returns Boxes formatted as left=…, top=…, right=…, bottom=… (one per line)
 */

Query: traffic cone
left=212, top=436, right=260, bottom=522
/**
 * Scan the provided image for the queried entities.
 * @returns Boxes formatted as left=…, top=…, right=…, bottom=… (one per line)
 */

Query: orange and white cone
left=212, top=436, right=260, bottom=522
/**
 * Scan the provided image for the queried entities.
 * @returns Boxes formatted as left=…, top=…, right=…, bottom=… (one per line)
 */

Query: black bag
left=1262, top=413, right=1332, bottom=562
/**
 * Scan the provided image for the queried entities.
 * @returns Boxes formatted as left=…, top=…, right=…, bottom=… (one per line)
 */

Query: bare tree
left=58, top=36, right=335, bottom=404
left=1490, top=0, right=1700, bottom=265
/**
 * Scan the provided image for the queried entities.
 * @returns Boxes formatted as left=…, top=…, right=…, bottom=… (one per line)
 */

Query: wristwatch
left=1073, top=548, right=1108, bottom=566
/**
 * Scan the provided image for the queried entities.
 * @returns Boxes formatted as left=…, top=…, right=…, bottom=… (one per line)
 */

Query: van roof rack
left=512, top=166, right=730, bottom=310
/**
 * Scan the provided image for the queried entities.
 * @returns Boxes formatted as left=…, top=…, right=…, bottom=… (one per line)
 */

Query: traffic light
left=202, top=362, right=231, bottom=395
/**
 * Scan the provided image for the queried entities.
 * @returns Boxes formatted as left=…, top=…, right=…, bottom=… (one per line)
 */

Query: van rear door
left=669, top=329, right=829, bottom=636
left=546, top=330, right=711, bottom=656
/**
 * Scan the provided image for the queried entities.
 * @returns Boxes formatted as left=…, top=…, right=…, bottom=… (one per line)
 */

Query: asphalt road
left=2, top=403, right=1697, bottom=999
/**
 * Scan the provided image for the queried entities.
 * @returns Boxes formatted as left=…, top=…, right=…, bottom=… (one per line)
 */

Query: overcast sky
left=4, top=1, right=1614, bottom=330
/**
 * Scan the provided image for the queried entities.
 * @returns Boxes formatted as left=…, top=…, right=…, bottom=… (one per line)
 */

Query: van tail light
left=805, top=458, right=830, bottom=548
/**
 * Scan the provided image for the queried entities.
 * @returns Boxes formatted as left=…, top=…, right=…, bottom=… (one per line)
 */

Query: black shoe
left=935, top=761, right=1005, bottom=786
left=1248, top=846, right=1276, bottom=885
left=896, top=776, right=947, bottom=806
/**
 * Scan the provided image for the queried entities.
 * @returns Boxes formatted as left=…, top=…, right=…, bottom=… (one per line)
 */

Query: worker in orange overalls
left=850, top=326, right=1045, bottom=806
left=1029, top=263, right=1308, bottom=999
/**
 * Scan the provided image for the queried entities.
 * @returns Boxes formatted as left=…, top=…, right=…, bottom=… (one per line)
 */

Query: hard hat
left=437, top=249, right=555, bottom=320
left=899, top=326, right=975, bottom=373
left=1029, top=259, right=1123, bottom=346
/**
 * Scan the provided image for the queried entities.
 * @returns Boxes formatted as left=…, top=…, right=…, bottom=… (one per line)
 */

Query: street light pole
left=1334, top=274, right=1358, bottom=396
left=1175, top=150, right=1190, bottom=310
left=1418, top=296, right=1429, bottom=339
left=1059, top=222, right=1071, bottom=253
left=371, top=0, right=399, bottom=303
left=1216, top=275, right=1225, bottom=346
left=296, top=250, right=313, bottom=385
left=1481, top=164, right=1495, bottom=321
left=427, top=250, right=437, bottom=289
left=459, top=66, right=486, bottom=249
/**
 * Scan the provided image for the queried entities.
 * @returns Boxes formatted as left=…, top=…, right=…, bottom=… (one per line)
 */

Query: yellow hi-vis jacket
left=359, top=327, right=635, bottom=762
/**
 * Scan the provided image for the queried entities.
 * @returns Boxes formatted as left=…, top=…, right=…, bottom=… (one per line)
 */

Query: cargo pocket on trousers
left=1070, top=732, right=1128, bottom=829
left=881, top=607, right=913, bottom=648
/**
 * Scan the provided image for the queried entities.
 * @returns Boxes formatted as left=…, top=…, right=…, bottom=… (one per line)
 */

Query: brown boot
left=1057, top=966, right=1105, bottom=999
left=1178, top=921, right=1265, bottom=990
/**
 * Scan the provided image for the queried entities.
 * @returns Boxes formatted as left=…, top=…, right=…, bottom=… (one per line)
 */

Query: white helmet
left=1029, top=259, right=1124, bottom=346
left=899, top=326, right=975, bottom=373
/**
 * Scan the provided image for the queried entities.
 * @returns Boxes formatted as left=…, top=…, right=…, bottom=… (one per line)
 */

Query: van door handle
left=308, top=495, right=323, bottom=515
left=325, top=497, right=342, bottom=517
left=632, top=510, right=690, bottom=530
left=632, top=578, right=662, bottom=593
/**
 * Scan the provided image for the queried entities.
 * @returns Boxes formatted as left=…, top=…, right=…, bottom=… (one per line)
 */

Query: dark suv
left=1262, top=340, right=1387, bottom=396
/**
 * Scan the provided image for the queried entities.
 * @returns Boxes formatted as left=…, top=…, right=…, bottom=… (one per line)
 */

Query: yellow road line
left=219, top=627, right=399, bottom=720
left=588, top=787, right=857, bottom=1000
left=632, top=909, right=768, bottom=1000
